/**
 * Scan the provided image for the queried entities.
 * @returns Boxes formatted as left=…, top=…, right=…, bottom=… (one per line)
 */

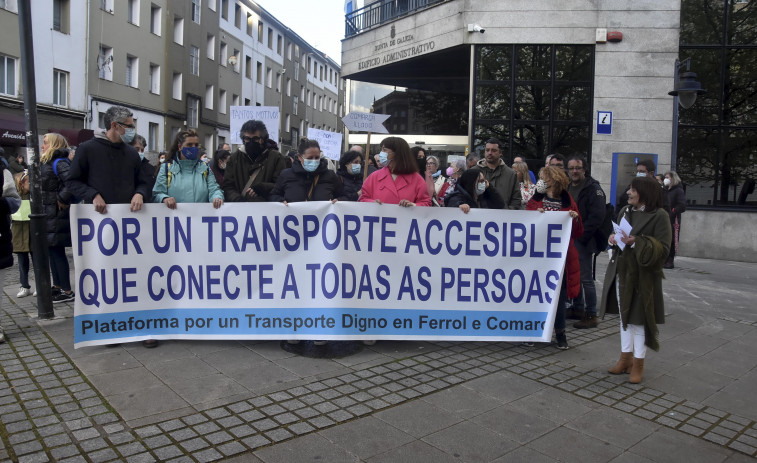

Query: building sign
left=358, top=32, right=436, bottom=72
left=597, top=111, right=612, bottom=135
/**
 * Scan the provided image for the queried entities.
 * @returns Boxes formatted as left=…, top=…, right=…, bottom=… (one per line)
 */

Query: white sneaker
left=17, top=287, right=32, bottom=298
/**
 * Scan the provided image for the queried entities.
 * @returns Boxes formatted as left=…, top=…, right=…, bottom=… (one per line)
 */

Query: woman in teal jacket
left=153, top=129, right=224, bottom=209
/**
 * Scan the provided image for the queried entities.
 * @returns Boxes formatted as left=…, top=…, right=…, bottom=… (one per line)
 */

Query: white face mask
left=663, top=178, right=671, bottom=186
left=636, top=172, right=647, bottom=178
left=536, top=179, right=549, bottom=194
left=476, top=182, right=486, bottom=195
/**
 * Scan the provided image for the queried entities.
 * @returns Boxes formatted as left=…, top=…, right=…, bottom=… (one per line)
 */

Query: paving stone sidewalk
left=1, top=255, right=756, bottom=462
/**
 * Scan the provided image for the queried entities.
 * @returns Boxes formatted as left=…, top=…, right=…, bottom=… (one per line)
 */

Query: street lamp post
left=668, top=58, right=706, bottom=170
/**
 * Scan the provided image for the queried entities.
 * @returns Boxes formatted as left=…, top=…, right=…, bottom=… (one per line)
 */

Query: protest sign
left=71, top=203, right=571, bottom=347
left=306, top=128, right=343, bottom=160
left=229, top=106, right=279, bottom=144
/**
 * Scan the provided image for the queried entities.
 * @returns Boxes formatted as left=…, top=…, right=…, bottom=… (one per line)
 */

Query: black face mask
left=417, top=158, right=427, bottom=173
left=245, top=141, right=264, bottom=158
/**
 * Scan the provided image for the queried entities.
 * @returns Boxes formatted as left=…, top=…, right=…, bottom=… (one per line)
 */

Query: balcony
left=345, top=0, right=451, bottom=37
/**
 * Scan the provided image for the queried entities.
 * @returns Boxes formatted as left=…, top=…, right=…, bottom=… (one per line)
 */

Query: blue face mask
left=379, top=151, right=389, bottom=166
left=138, top=152, right=144, bottom=161
left=303, top=159, right=320, bottom=172
left=120, top=128, right=136, bottom=144
left=181, top=146, right=200, bottom=160
left=350, top=164, right=361, bottom=175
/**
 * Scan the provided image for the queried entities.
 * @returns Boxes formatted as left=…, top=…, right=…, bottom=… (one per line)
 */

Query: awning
left=0, top=113, right=27, bottom=146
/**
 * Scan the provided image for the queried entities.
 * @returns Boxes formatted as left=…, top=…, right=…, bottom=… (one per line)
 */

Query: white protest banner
left=341, top=112, right=389, bottom=133
left=307, top=128, right=343, bottom=160
left=71, top=203, right=571, bottom=348
left=229, top=106, right=280, bottom=144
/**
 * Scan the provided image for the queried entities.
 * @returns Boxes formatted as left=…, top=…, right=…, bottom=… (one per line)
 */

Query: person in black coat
left=336, top=150, right=364, bottom=201
left=445, top=168, right=505, bottom=212
left=40, top=133, right=76, bottom=303
left=270, top=138, right=342, bottom=204
left=0, top=161, right=22, bottom=343
left=663, top=171, right=687, bottom=269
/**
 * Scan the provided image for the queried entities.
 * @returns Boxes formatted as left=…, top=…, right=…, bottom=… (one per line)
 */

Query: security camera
left=467, top=24, right=485, bottom=34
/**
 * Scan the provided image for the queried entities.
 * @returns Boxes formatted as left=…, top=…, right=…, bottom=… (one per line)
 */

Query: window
left=190, top=46, right=199, bottom=75
left=256, top=61, right=262, bottom=83
left=277, top=35, right=282, bottom=55
left=53, top=69, right=67, bottom=106
left=300, top=86, right=304, bottom=100
left=232, top=49, right=240, bottom=72
left=286, top=78, right=291, bottom=96
left=205, top=84, right=214, bottom=110
left=127, top=0, right=139, bottom=25
left=100, top=0, right=113, bottom=12
left=285, top=114, right=290, bottom=130
left=295, top=44, right=300, bottom=57
left=206, top=34, right=215, bottom=60
left=188, top=97, right=199, bottom=128
left=98, top=112, right=107, bottom=129
left=267, top=28, right=273, bottom=49
left=257, top=20, right=263, bottom=43
left=173, top=16, right=184, bottom=45
left=149, top=63, right=160, bottom=94
left=219, top=89, right=227, bottom=114
left=98, top=45, right=113, bottom=81
left=207, top=0, right=215, bottom=11
left=234, top=3, right=241, bottom=28
left=244, top=98, right=250, bottom=106
left=125, top=55, right=138, bottom=87
left=53, top=0, right=69, bottom=33
left=220, top=0, right=227, bottom=19
left=0, top=55, right=16, bottom=96
left=148, top=122, right=159, bottom=152
left=150, top=4, right=161, bottom=35
left=293, top=95, right=298, bottom=115
left=245, top=55, right=252, bottom=79
left=293, top=62, right=299, bottom=80
left=246, top=12, right=252, bottom=36
left=287, top=42, right=292, bottom=60
left=266, top=67, right=272, bottom=88
left=232, top=94, right=239, bottom=106
left=220, top=41, right=227, bottom=66
left=172, top=72, right=182, bottom=100
left=191, top=0, right=200, bottom=23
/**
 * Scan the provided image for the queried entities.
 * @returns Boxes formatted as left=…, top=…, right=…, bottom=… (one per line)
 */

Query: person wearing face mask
left=526, top=166, right=583, bottom=350
left=153, top=129, right=224, bottom=210
left=270, top=138, right=342, bottom=204
left=130, top=134, right=158, bottom=198
left=445, top=168, right=505, bottom=212
left=359, top=137, right=432, bottom=207
left=211, top=150, right=231, bottom=186
left=68, top=105, right=151, bottom=218
left=424, top=155, right=445, bottom=206
left=437, top=158, right=467, bottom=206
left=663, top=171, right=686, bottom=269
left=336, top=149, right=365, bottom=201
left=223, top=119, right=287, bottom=202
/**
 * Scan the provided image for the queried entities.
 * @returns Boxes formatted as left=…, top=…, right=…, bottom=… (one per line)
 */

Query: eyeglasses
left=568, top=167, right=584, bottom=171
left=241, top=136, right=262, bottom=144
left=116, top=122, right=136, bottom=129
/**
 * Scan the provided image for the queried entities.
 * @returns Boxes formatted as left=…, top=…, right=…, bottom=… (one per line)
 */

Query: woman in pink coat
left=359, top=137, right=432, bottom=207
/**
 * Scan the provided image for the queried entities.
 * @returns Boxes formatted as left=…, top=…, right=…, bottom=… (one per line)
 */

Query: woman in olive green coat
left=600, top=176, right=671, bottom=384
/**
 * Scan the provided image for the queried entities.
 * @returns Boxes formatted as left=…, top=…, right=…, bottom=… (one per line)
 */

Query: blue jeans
left=572, top=240, right=597, bottom=317
left=48, top=246, right=71, bottom=292
left=17, top=252, right=31, bottom=288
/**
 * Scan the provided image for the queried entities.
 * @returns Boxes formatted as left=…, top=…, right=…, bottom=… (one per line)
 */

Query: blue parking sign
left=597, top=111, right=612, bottom=135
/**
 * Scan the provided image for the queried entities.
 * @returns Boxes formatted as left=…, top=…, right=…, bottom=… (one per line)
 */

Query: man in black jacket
left=223, top=120, right=286, bottom=202
left=567, top=155, right=606, bottom=329
left=67, top=106, right=156, bottom=347
left=67, top=106, right=151, bottom=214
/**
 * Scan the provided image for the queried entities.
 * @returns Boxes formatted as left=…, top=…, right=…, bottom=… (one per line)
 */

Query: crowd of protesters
left=0, top=104, right=684, bottom=383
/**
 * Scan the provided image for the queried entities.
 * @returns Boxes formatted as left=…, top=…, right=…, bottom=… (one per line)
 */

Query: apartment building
left=0, top=0, right=344, bottom=160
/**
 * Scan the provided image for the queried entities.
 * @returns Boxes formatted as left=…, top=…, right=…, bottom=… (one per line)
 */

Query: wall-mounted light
left=227, top=55, right=238, bottom=66
left=467, top=24, right=485, bottom=34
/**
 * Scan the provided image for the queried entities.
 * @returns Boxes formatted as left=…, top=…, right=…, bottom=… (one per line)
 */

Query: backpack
left=593, top=202, right=614, bottom=254
left=165, top=162, right=207, bottom=188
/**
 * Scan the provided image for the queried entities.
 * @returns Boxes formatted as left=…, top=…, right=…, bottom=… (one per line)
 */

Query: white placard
left=229, top=106, right=280, bottom=144
left=307, top=128, right=343, bottom=160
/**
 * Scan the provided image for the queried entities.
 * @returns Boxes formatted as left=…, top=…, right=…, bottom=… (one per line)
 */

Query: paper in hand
left=612, top=217, right=633, bottom=251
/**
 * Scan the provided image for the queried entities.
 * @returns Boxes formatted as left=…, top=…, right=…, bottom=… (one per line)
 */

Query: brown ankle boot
left=608, top=352, right=633, bottom=374
left=629, top=357, right=644, bottom=383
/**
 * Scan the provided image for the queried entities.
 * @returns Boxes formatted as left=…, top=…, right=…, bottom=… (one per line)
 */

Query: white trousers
left=615, top=275, right=646, bottom=359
